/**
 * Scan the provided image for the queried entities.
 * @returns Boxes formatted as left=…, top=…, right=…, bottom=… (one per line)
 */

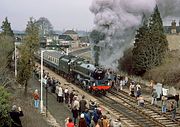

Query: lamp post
left=40, top=50, right=44, bottom=113
left=15, top=42, right=17, bottom=77
left=66, top=47, right=69, bottom=55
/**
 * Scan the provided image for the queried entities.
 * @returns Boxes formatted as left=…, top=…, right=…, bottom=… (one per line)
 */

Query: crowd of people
left=33, top=66, right=122, bottom=127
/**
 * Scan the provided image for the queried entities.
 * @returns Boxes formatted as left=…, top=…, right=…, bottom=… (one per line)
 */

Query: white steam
left=90, top=0, right=180, bottom=70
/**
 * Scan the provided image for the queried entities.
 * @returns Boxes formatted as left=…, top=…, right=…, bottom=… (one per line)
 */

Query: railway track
left=35, top=60, right=180, bottom=127
left=97, top=95, right=164, bottom=127
left=112, top=90, right=180, bottom=122
left=100, top=90, right=180, bottom=127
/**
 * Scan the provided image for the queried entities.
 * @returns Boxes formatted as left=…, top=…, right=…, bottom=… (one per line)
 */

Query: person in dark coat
left=78, top=114, right=87, bottom=127
left=84, top=109, right=91, bottom=127
left=79, top=95, right=87, bottom=114
left=10, top=105, right=24, bottom=127
left=170, top=101, right=177, bottom=121
left=174, top=93, right=179, bottom=108
left=70, top=90, right=75, bottom=104
left=93, top=108, right=100, bottom=124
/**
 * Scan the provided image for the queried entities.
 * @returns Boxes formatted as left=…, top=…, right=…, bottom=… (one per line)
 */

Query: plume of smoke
left=90, top=0, right=180, bottom=70
left=157, top=0, right=180, bottom=17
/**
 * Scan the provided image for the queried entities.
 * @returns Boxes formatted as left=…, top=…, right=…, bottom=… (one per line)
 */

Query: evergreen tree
left=17, top=17, right=39, bottom=94
left=25, top=17, right=40, bottom=53
left=133, top=19, right=150, bottom=75
left=132, top=6, right=168, bottom=75
left=1, top=17, right=14, bottom=37
left=17, top=44, right=32, bottom=94
left=149, top=5, right=168, bottom=64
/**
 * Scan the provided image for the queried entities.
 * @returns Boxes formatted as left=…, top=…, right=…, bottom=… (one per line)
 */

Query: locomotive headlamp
left=93, top=83, right=96, bottom=86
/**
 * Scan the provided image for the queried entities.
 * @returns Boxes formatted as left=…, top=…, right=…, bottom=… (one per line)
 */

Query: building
left=58, top=35, right=73, bottom=46
left=62, top=30, right=80, bottom=48
left=79, top=36, right=90, bottom=47
left=164, top=20, right=180, bottom=50
left=63, top=30, right=79, bottom=40
left=164, top=20, right=180, bottom=34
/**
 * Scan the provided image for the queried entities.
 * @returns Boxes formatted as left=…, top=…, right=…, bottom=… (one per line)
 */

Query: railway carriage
left=43, top=50, right=63, bottom=72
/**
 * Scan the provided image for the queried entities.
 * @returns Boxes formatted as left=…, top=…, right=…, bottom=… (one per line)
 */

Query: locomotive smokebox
left=93, top=68, right=105, bottom=80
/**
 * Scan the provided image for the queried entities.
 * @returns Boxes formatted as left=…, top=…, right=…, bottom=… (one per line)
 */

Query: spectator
left=79, top=95, right=87, bottom=114
left=98, top=117, right=103, bottom=127
left=161, top=96, right=167, bottom=114
left=72, top=96, right=79, bottom=124
left=149, top=80, right=155, bottom=94
left=58, top=86, right=63, bottom=103
left=124, top=76, right=128, bottom=85
left=129, top=82, right=135, bottom=97
left=89, top=101, right=97, bottom=119
left=70, top=90, right=75, bottom=104
left=78, top=114, right=87, bottom=127
left=94, top=120, right=101, bottom=127
left=51, top=78, right=56, bottom=93
left=84, top=109, right=91, bottom=127
left=174, top=93, right=179, bottom=108
left=110, top=118, right=121, bottom=127
left=137, top=96, right=144, bottom=107
left=102, top=115, right=109, bottom=127
left=10, top=105, right=24, bottom=127
left=33, top=89, right=40, bottom=108
left=93, top=108, right=102, bottom=124
left=170, top=101, right=177, bottom=121
left=66, top=118, right=75, bottom=127
left=136, top=84, right=141, bottom=98
left=55, top=85, right=59, bottom=102
left=47, top=77, right=51, bottom=92
left=136, top=89, right=141, bottom=98
left=119, top=78, right=123, bottom=91
left=136, top=84, right=141, bottom=91
left=151, top=89, right=158, bottom=105
left=64, top=88, right=70, bottom=104
left=115, top=77, right=120, bottom=92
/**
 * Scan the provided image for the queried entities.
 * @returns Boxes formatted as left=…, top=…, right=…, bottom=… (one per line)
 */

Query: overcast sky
left=0, top=0, right=94, bottom=31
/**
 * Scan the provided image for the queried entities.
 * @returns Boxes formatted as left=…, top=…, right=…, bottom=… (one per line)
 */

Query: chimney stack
left=171, top=20, right=177, bottom=34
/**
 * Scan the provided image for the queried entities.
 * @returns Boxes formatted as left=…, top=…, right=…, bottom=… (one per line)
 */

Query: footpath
left=29, top=77, right=72, bottom=127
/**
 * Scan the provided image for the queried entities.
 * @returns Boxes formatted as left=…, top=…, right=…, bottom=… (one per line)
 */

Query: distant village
left=15, top=29, right=90, bottom=51
left=9, top=19, right=180, bottom=52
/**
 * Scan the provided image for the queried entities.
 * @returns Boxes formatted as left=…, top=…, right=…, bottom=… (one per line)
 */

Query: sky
left=0, top=0, right=94, bottom=31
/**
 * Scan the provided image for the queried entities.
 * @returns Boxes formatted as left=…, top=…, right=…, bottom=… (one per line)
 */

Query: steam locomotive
left=35, top=50, right=111, bottom=95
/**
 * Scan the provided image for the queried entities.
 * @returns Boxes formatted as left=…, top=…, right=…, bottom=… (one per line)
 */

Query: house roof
left=164, top=26, right=180, bottom=34
left=59, top=35, right=73, bottom=41
left=63, top=30, right=78, bottom=35
left=79, top=36, right=89, bottom=43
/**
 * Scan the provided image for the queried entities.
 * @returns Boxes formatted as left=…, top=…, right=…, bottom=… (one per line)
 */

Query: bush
left=0, top=86, right=11, bottom=126
left=143, top=50, right=180, bottom=88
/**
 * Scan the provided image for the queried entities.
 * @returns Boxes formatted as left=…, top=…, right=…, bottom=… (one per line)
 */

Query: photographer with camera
left=10, top=105, right=24, bottom=127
